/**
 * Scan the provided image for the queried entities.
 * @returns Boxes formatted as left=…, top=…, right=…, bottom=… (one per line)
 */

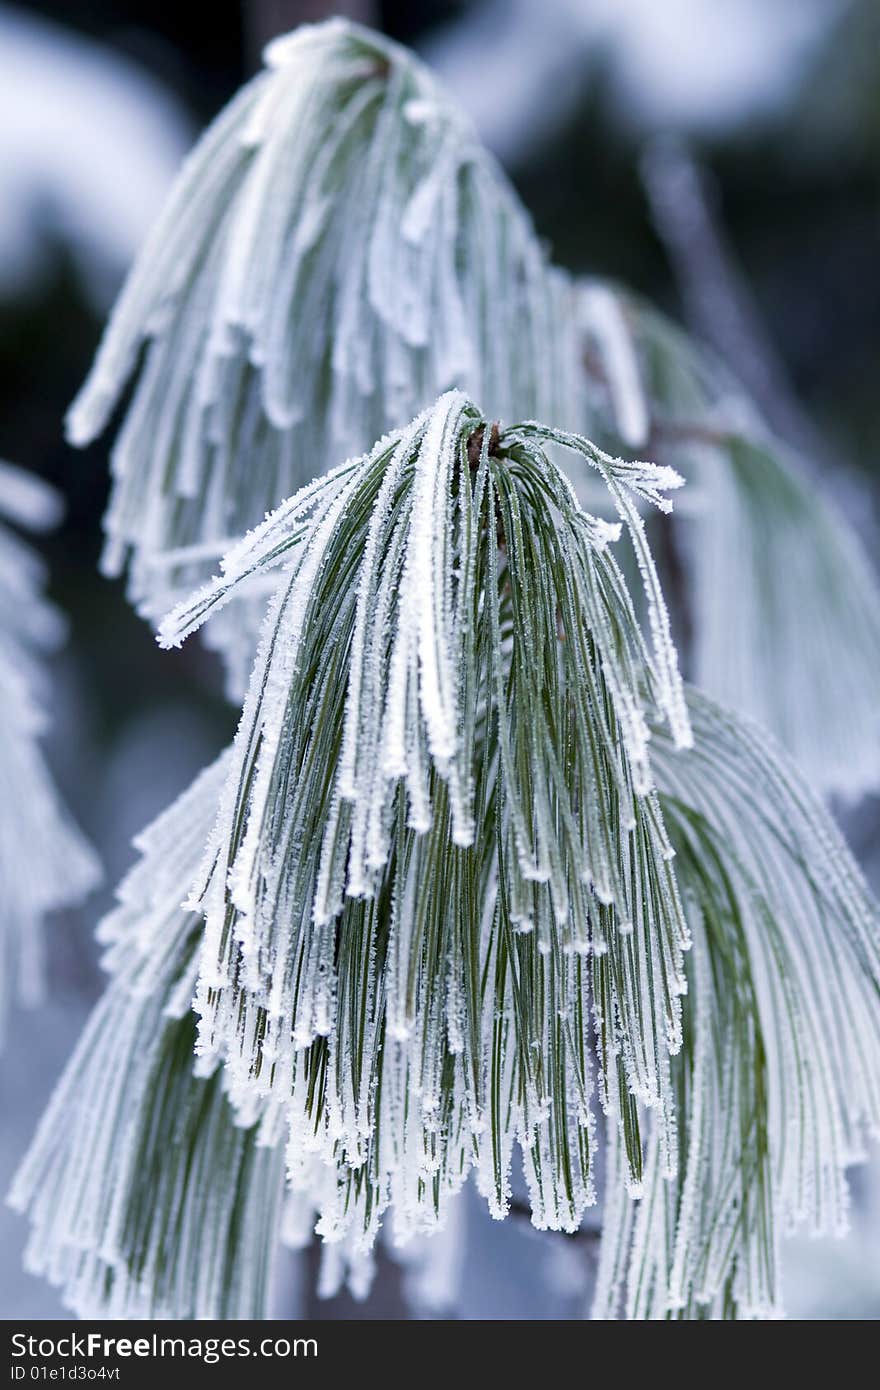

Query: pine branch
left=17, top=18, right=880, bottom=1326
left=156, top=391, right=691, bottom=1242
left=65, top=19, right=581, bottom=693
left=580, top=283, right=880, bottom=799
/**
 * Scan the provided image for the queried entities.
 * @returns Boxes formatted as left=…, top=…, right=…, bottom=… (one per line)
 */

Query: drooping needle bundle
left=158, top=391, right=692, bottom=1243
left=596, top=689, right=880, bottom=1318
left=13, top=397, right=880, bottom=1319
left=578, top=286, right=880, bottom=799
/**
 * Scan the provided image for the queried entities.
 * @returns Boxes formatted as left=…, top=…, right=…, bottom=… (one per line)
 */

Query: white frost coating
left=18, top=12, right=880, bottom=1317
left=9, top=753, right=286, bottom=1321
left=158, top=392, right=691, bottom=1244
left=0, top=464, right=100, bottom=1046
left=65, top=15, right=880, bottom=794
left=68, top=18, right=586, bottom=688
left=502, top=420, right=691, bottom=751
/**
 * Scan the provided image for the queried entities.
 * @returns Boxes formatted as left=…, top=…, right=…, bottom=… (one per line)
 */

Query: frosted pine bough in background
left=13, top=395, right=879, bottom=1320
left=580, top=290, right=880, bottom=801
left=66, top=19, right=584, bottom=674
left=65, top=18, right=880, bottom=794
left=10, top=755, right=285, bottom=1319
left=0, top=462, right=99, bottom=1046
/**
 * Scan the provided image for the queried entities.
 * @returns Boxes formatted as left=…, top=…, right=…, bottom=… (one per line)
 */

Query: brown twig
left=467, top=422, right=505, bottom=546
left=467, top=421, right=502, bottom=469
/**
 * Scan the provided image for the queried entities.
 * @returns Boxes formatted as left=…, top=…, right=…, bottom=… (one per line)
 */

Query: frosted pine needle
left=158, top=391, right=691, bottom=1241
left=0, top=461, right=100, bottom=1045
left=9, top=755, right=285, bottom=1320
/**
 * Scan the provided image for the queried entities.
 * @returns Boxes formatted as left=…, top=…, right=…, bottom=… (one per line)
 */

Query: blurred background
left=1, top=0, right=878, bottom=1319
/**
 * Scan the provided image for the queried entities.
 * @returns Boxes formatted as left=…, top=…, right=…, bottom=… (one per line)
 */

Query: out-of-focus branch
left=641, top=135, right=827, bottom=475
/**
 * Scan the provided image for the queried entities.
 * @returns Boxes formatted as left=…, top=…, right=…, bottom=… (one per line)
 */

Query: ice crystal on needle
left=158, top=391, right=691, bottom=1242
left=0, top=462, right=99, bottom=1044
